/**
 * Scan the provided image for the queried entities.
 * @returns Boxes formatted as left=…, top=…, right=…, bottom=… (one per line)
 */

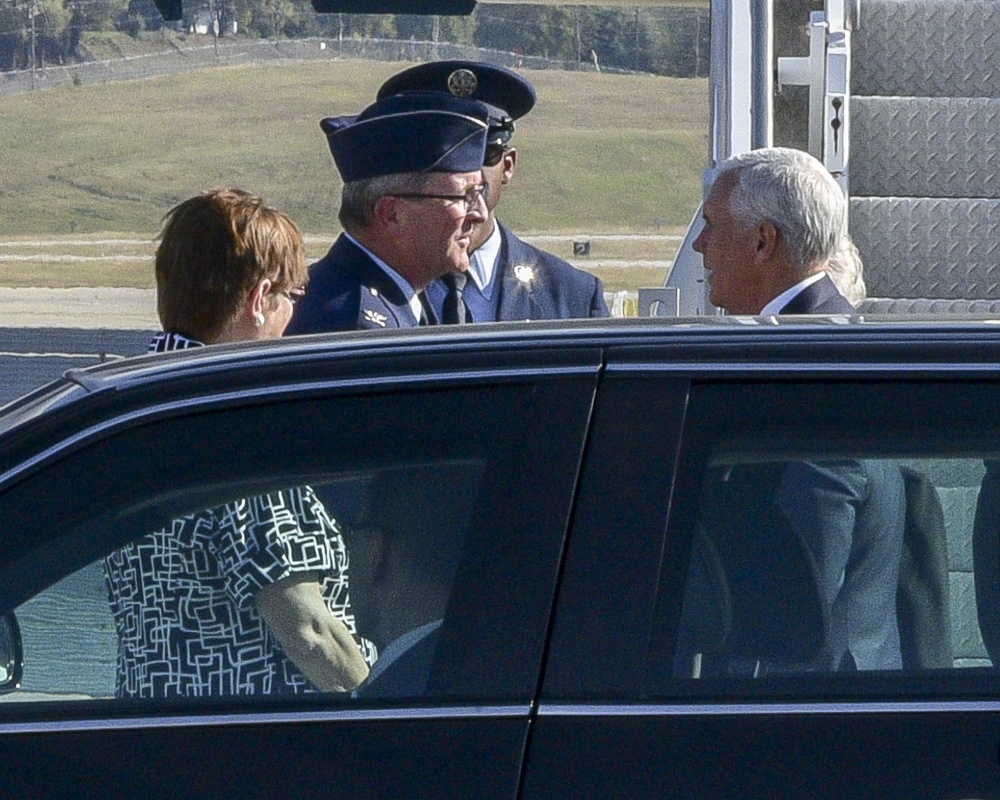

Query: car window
left=0, top=374, right=593, bottom=707
left=7, top=464, right=481, bottom=701
left=646, top=380, right=1000, bottom=698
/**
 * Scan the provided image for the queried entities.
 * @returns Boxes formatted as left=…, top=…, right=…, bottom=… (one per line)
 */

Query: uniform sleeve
left=591, top=276, right=610, bottom=318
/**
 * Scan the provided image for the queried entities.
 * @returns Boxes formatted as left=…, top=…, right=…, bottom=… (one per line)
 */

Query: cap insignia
left=447, top=68, right=478, bottom=99
left=364, top=309, right=388, bottom=327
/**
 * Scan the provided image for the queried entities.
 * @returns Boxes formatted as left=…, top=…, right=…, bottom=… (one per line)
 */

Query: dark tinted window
left=650, top=380, right=1000, bottom=698
left=0, top=374, right=593, bottom=708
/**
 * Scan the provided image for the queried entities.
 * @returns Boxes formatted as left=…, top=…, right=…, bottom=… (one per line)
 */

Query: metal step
left=850, top=197, right=1000, bottom=299
left=860, top=298, right=1000, bottom=313
left=851, top=97, right=1000, bottom=198
left=854, top=0, right=1000, bottom=98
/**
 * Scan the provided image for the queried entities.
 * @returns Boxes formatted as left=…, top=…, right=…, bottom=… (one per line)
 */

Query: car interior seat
left=897, top=465, right=953, bottom=669
left=973, top=460, right=1000, bottom=663
left=692, top=475, right=828, bottom=676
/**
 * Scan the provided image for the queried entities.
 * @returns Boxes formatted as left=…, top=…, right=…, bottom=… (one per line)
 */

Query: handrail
left=776, top=0, right=854, bottom=194
left=662, top=0, right=856, bottom=315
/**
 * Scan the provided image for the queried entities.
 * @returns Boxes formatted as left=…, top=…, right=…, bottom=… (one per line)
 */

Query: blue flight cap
left=377, top=60, right=536, bottom=146
left=321, top=91, right=490, bottom=183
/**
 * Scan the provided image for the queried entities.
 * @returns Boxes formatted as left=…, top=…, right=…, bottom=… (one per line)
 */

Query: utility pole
left=634, top=6, right=640, bottom=73
left=575, top=7, right=581, bottom=65
left=28, top=0, right=38, bottom=90
left=211, top=0, right=219, bottom=59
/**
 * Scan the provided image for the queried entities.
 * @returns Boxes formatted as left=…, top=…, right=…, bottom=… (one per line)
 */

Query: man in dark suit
left=693, top=146, right=855, bottom=316
left=694, top=147, right=904, bottom=671
left=286, top=91, right=490, bottom=334
left=377, top=60, right=609, bottom=322
left=349, top=463, right=481, bottom=698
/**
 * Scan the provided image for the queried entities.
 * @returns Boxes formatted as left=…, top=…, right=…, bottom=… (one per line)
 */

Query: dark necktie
left=442, top=271, right=469, bottom=325
left=417, top=292, right=432, bottom=326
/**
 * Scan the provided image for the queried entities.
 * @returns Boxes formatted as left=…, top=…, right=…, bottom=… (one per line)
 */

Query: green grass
left=0, top=58, right=708, bottom=286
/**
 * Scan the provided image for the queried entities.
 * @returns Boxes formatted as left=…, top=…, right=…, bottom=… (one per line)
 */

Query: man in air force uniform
left=286, top=91, right=490, bottom=334
left=377, top=60, right=609, bottom=322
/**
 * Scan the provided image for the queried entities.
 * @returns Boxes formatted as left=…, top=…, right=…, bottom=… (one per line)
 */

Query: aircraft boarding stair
left=849, top=0, right=1000, bottom=313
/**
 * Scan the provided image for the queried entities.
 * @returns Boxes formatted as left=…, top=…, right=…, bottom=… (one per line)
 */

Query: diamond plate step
left=855, top=0, right=1000, bottom=98
left=860, top=298, right=1000, bottom=313
left=850, top=197, right=1000, bottom=299
left=851, top=97, right=1000, bottom=198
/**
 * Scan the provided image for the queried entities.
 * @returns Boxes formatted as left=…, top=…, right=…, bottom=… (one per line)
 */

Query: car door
left=528, top=365, right=1000, bottom=799
left=0, top=347, right=600, bottom=799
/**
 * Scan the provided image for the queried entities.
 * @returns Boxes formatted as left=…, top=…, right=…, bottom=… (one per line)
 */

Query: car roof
left=2, top=315, right=1000, bottom=482
left=16, top=313, right=1000, bottom=399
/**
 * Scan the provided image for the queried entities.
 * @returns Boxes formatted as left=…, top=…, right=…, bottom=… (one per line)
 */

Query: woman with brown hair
left=105, top=189, right=375, bottom=697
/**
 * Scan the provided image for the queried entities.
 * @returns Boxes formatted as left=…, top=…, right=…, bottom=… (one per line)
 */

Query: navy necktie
left=442, top=272, right=469, bottom=325
left=417, top=292, right=433, bottom=326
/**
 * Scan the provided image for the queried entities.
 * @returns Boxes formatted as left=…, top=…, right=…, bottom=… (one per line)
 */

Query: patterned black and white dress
left=104, top=332, right=376, bottom=697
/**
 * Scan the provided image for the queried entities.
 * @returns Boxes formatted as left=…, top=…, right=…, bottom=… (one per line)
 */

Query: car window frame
left=0, top=357, right=602, bottom=714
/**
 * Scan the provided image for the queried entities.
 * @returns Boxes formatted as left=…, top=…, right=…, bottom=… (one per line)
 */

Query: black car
left=1, top=318, right=999, bottom=799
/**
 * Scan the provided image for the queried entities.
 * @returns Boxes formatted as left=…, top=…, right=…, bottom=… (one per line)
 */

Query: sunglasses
left=484, top=143, right=509, bottom=168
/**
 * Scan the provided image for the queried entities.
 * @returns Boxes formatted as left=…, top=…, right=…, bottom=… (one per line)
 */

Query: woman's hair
left=826, top=234, right=867, bottom=308
left=155, top=188, right=307, bottom=343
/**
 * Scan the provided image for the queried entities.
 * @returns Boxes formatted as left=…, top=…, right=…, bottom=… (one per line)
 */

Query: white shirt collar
left=759, top=271, right=827, bottom=316
left=468, top=222, right=501, bottom=294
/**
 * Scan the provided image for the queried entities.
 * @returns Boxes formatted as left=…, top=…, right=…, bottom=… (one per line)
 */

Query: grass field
left=0, top=57, right=708, bottom=289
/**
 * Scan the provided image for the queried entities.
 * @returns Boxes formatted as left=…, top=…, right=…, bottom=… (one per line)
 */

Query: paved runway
left=0, top=287, right=158, bottom=329
left=0, top=289, right=157, bottom=405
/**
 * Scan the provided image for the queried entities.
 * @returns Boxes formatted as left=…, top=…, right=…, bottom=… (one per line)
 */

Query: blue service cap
left=377, top=60, right=536, bottom=145
left=321, top=92, right=491, bottom=183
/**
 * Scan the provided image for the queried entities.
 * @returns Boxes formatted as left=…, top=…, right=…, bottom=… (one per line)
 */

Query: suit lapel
left=496, top=224, right=539, bottom=321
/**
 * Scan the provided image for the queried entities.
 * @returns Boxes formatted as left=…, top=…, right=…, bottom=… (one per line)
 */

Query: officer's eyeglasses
left=392, top=184, right=487, bottom=213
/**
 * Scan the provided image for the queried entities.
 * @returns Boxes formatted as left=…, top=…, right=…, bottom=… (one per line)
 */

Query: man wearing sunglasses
left=377, top=61, right=609, bottom=323
left=286, top=91, right=490, bottom=333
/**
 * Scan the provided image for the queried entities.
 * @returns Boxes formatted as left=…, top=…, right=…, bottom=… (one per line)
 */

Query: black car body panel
left=2, top=318, right=1000, bottom=797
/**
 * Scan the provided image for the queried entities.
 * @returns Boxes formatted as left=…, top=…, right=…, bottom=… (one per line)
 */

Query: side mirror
left=0, top=611, right=23, bottom=694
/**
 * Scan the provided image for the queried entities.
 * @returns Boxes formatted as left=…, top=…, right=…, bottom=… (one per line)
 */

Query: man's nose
left=466, top=199, right=487, bottom=223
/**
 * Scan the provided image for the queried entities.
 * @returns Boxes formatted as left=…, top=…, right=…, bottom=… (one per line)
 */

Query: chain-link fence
left=0, top=36, right=613, bottom=96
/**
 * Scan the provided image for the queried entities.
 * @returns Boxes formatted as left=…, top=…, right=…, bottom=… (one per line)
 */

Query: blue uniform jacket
left=425, top=221, right=609, bottom=322
left=286, top=235, right=420, bottom=335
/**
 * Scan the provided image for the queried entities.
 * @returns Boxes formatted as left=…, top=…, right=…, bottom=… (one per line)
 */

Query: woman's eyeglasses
left=278, top=287, right=306, bottom=306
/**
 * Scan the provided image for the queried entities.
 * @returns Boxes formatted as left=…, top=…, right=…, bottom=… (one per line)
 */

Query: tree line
left=0, top=1, right=709, bottom=78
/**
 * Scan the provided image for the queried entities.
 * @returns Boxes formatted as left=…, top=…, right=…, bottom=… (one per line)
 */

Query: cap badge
left=447, top=69, right=478, bottom=99
left=364, top=309, right=388, bottom=327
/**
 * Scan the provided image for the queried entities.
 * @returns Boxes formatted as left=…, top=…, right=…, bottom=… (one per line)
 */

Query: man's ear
left=754, top=221, right=780, bottom=264
left=374, top=195, right=402, bottom=231
left=501, top=147, right=518, bottom=186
